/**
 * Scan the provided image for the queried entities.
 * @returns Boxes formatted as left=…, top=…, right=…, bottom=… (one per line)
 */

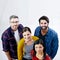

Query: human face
left=35, top=44, right=44, bottom=54
left=23, top=31, right=32, bottom=43
left=39, top=20, right=49, bottom=30
left=10, top=18, right=19, bottom=31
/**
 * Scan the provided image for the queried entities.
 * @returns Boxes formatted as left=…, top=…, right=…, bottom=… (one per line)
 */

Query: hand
left=8, top=58, right=13, bottom=60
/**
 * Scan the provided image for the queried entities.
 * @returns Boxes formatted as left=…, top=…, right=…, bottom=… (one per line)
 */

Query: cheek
left=11, top=23, right=14, bottom=26
left=35, top=48, right=38, bottom=51
left=40, top=47, right=44, bottom=51
left=23, top=36, right=26, bottom=39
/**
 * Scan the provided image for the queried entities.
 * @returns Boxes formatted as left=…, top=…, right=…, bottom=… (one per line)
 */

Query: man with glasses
left=1, top=15, right=23, bottom=60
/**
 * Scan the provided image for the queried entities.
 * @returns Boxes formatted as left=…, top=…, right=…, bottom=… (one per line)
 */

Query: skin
left=23, top=31, right=33, bottom=45
left=35, top=44, right=44, bottom=60
left=10, top=18, right=19, bottom=31
left=5, top=18, right=19, bottom=60
left=39, top=20, right=49, bottom=35
left=39, top=20, right=49, bottom=30
left=35, top=44, right=44, bottom=54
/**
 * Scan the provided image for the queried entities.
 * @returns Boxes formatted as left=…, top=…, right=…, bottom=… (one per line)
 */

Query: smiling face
left=39, top=20, right=49, bottom=30
left=23, top=31, right=32, bottom=43
left=35, top=44, right=44, bottom=54
left=10, top=18, right=19, bottom=31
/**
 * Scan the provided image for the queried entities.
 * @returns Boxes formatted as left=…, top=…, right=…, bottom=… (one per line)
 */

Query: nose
left=25, top=35, right=28, bottom=38
left=14, top=22, right=18, bottom=25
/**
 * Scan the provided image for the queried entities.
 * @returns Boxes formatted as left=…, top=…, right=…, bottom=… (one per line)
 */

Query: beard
left=40, top=26, right=48, bottom=30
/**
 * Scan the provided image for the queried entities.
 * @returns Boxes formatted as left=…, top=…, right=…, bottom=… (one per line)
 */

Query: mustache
left=41, top=26, right=48, bottom=30
left=14, top=25, right=18, bottom=26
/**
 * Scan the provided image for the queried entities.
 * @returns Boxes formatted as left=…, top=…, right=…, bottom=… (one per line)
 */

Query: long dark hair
left=33, top=39, right=46, bottom=58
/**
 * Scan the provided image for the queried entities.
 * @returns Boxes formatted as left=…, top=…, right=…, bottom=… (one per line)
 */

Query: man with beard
left=1, top=15, right=23, bottom=60
left=34, top=16, right=58, bottom=59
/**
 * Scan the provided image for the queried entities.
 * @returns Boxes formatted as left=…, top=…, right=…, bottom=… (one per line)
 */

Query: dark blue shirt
left=34, top=26, right=59, bottom=59
left=1, top=24, right=23, bottom=59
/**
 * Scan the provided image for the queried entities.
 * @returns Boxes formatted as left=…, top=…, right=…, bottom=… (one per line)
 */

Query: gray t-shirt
left=23, top=42, right=34, bottom=59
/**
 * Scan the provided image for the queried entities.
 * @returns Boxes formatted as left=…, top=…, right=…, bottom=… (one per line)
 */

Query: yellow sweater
left=17, top=36, right=39, bottom=60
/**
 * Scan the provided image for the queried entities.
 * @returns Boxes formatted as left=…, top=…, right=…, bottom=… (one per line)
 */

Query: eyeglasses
left=10, top=21, right=19, bottom=23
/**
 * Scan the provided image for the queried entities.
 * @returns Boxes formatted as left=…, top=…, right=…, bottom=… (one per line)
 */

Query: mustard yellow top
left=17, top=36, right=39, bottom=60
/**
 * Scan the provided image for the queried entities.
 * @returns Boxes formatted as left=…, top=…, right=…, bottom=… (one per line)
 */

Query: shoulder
left=49, top=28, right=57, bottom=34
left=48, top=28, right=58, bottom=37
left=2, top=27, right=11, bottom=36
left=18, top=24, right=24, bottom=32
left=32, top=56, right=38, bottom=60
left=18, top=24, right=23, bottom=28
left=18, top=38, right=25, bottom=47
left=45, top=55, right=51, bottom=60
left=32, top=36, right=39, bottom=41
left=35, top=26, right=41, bottom=31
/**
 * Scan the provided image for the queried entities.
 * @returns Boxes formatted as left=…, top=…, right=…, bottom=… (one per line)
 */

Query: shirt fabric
left=17, top=36, right=39, bottom=60
left=32, top=55, right=51, bottom=60
left=1, top=24, right=23, bottom=59
left=34, top=26, right=58, bottom=59
left=23, top=42, right=34, bottom=59
left=14, top=30, right=20, bottom=43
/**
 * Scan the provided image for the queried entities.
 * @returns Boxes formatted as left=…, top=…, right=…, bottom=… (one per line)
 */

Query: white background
left=0, top=0, right=60, bottom=60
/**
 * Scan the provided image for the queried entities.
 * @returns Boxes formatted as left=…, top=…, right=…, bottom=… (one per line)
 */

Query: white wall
left=0, top=0, right=60, bottom=60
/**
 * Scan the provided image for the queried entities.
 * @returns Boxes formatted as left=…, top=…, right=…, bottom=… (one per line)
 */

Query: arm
left=34, top=29, right=37, bottom=36
left=5, top=51, right=13, bottom=60
left=1, top=33, right=12, bottom=60
left=34, top=26, right=40, bottom=37
left=51, top=33, right=58, bottom=59
left=17, top=38, right=24, bottom=60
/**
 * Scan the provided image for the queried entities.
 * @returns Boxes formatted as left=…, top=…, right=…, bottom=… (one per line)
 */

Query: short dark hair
left=22, top=27, right=31, bottom=33
left=10, top=15, right=19, bottom=20
left=33, top=39, right=46, bottom=58
left=39, top=16, right=49, bottom=23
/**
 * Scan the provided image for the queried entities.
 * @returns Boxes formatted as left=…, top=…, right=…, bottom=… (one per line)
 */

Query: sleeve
left=1, top=32, right=10, bottom=52
left=17, top=38, right=24, bottom=60
left=45, top=55, right=51, bottom=60
left=34, top=28, right=37, bottom=36
left=51, top=33, right=59, bottom=59
left=34, top=28, right=39, bottom=37
left=32, top=56, right=38, bottom=60
left=34, top=26, right=40, bottom=37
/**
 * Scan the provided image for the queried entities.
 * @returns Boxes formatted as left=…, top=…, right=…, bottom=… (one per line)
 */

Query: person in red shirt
left=31, top=39, right=51, bottom=60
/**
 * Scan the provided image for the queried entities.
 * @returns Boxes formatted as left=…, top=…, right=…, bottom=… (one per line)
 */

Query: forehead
left=23, top=31, right=31, bottom=34
left=35, top=44, right=43, bottom=47
left=10, top=18, right=19, bottom=21
left=40, top=19, right=47, bottom=23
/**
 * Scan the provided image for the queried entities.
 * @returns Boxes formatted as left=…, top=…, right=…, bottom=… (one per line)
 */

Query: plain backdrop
left=0, top=0, right=60, bottom=60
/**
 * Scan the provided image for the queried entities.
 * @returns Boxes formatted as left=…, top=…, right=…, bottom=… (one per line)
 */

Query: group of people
left=1, top=15, right=58, bottom=60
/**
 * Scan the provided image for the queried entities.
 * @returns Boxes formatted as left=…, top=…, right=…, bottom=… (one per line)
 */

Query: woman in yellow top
left=17, top=27, right=39, bottom=60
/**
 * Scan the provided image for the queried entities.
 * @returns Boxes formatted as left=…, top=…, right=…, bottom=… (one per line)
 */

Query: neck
left=36, top=52, right=44, bottom=60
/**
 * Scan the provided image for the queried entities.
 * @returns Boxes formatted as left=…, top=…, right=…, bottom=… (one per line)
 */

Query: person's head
left=10, top=15, right=19, bottom=31
left=33, top=39, right=46, bottom=57
left=22, top=27, right=32, bottom=43
left=39, top=16, right=49, bottom=30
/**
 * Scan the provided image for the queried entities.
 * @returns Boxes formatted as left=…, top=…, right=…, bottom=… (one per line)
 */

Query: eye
left=40, top=22, right=43, bottom=24
left=44, top=22, right=47, bottom=24
left=35, top=46, right=38, bottom=48
left=27, top=34, right=30, bottom=35
left=15, top=21, right=19, bottom=23
left=23, top=35, right=26, bottom=36
left=39, top=46, right=42, bottom=48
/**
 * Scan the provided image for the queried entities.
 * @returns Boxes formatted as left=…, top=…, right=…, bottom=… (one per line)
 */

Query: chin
left=13, top=29, right=17, bottom=31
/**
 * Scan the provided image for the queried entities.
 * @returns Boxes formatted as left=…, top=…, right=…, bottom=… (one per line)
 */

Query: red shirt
left=32, top=55, right=51, bottom=60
